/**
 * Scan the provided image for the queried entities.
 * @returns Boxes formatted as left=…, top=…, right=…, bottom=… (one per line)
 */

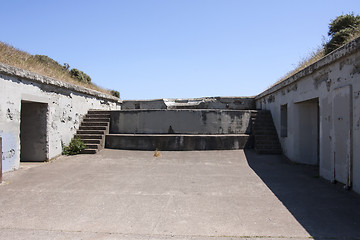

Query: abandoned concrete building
left=1, top=37, right=360, bottom=195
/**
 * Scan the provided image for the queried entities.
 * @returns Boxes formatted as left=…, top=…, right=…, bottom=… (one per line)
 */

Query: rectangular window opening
left=281, top=104, right=288, bottom=137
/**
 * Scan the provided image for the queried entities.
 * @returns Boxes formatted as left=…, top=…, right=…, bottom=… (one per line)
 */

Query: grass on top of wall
left=0, top=41, right=114, bottom=96
left=268, top=13, right=360, bottom=91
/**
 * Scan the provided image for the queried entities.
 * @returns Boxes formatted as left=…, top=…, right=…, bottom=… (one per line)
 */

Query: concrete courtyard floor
left=0, top=149, right=360, bottom=240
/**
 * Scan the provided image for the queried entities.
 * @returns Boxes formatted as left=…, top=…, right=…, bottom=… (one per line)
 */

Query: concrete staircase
left=251, top=110, right=282, bottom=154
left=75, top=110, right=110, bottom=154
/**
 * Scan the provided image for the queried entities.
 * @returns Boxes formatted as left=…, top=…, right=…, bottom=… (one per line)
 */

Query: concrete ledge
left=0, top=62, right=121, bottom=103
left=105, top=134, right=252, bottom=150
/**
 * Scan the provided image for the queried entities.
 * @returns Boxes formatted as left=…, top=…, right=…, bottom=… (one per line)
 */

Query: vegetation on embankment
left=276, top=13, right=360, bottom=85
left=0, top=41, right=120, bottom=98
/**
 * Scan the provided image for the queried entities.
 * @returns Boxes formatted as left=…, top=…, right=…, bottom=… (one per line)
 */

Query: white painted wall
left=255, top=37, right=360, bottom=194
left=0, top=63, right=121, bottom=172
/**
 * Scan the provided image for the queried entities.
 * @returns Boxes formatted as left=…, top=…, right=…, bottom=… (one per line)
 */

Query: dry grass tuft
left=269, top=30, right=360, bottom=91
left=0, top=41, right=111, bottom=95
left=277, top=47, right=325, bottom=84
left=153, top=149, right=161, bottom=157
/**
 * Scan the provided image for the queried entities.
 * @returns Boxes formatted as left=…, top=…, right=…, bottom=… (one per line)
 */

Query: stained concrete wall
left=110, top=110, right=252, bottom=134
left=0, top=63, right=121, bottom=171
left=122, top=97, right=255, bottom=110
left=255, top=37, right=360, bottom=194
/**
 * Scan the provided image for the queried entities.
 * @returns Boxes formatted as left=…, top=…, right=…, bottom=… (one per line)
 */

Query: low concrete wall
left=106, top=134, right=251, bottom=150
left=110, top=109, right=252, bottom=134
left=255, top=37, right=360, bottom=194
left=0, top=63, right=121, bottom=171
left=122, top=97, right=255, bottom=110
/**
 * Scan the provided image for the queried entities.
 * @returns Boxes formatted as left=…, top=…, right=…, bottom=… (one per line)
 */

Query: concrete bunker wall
left=0, top=63, right=121, bottom=171
left=255, top=37, right=360, bottom=194
left=110, top=110, right=252, bottom=134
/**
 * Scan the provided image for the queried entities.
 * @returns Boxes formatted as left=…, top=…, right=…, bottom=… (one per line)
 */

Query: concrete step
left=255, top=139, right=281, bottom=145
left=88, top=110, right=112, bottom=114
left=79, top=126, right=107, bottom=131
left=85, top=114, right=110, bottom=118
left=82, top=139, right=102, bottom=144
left=253, top=121, right=276, bottom=126
left=85, top=144, right=100, bottom=149
left=255, top=111, right=272, bottom=116
left=81, top=122, right=109, bottom=127
left=75, top=134, right=103, bottom=140
left=253, top=129, right=278, bottom=135
left=80, top=148, right=98, bottom=154
left=254, top=135, right=279, bottom=141
left=77, top=130, right=105, bottom=135
left=251, top=110, right=282, bottom=154
left=83, top=118, right=110, bottom=122
left=105, top=134, right=252, bottom=151
left=76, top=109, right=111, bottom=154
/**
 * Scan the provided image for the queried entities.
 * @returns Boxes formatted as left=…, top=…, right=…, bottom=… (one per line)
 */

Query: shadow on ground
left=244, top=150, right=360, bottom=239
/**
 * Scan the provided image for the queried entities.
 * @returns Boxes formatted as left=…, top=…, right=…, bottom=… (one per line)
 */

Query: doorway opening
left=295, top=98, right=319, bottom=165
left=20, top=101, right=48, bottom=162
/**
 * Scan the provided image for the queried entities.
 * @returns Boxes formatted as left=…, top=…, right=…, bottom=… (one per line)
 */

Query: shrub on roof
left=70, top=68, right=92, bottom=83
left=110, top=90, right=120, bottom=98
left=325, top=13, right=360, bottom=54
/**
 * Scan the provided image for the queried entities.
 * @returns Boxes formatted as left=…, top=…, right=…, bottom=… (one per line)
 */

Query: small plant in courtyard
left=153, top=149, right=161, bottom=157
left=62, top=137, right=86, bottom=155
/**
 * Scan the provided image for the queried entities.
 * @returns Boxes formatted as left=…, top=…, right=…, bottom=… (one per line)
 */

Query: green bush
left=70, top=68, right=92, bottom=83
left=325, top=13, right=360, bottom=54
left=34, top=54, right=62, bottom=68
left=110, top=90, right=120, bottom=98
left=62, top=137, right=86, bottom=155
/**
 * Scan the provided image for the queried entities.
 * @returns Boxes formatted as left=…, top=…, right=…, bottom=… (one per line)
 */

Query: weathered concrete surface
left=1, top=149, right=359, bottom=240
left=165, top=97, right=255, bottom=110
left=122, top=99, right=167, bottom=109
left=110, top=110, right=252, bottom=134
left=122, top=97, right=255, bottom=110
left=105, top=134, right=251, bottom=150
left=255, top=36, right=360, bottom=194
left=0, top=62, right=121, bottom=171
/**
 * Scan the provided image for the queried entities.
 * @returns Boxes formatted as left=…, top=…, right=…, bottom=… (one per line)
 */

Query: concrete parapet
left=121, top=99, right=167, bottom=110
left=122, top=97, right=255, bottom=110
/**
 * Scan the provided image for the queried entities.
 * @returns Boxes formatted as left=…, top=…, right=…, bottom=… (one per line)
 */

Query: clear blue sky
left=1, top=1, right=359, bottom=99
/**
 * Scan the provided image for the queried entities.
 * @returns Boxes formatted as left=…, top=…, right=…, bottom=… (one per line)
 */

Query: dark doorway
left=295, top=98, right=319, bottom=165
left=20, top=101, right=48, bottom=162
